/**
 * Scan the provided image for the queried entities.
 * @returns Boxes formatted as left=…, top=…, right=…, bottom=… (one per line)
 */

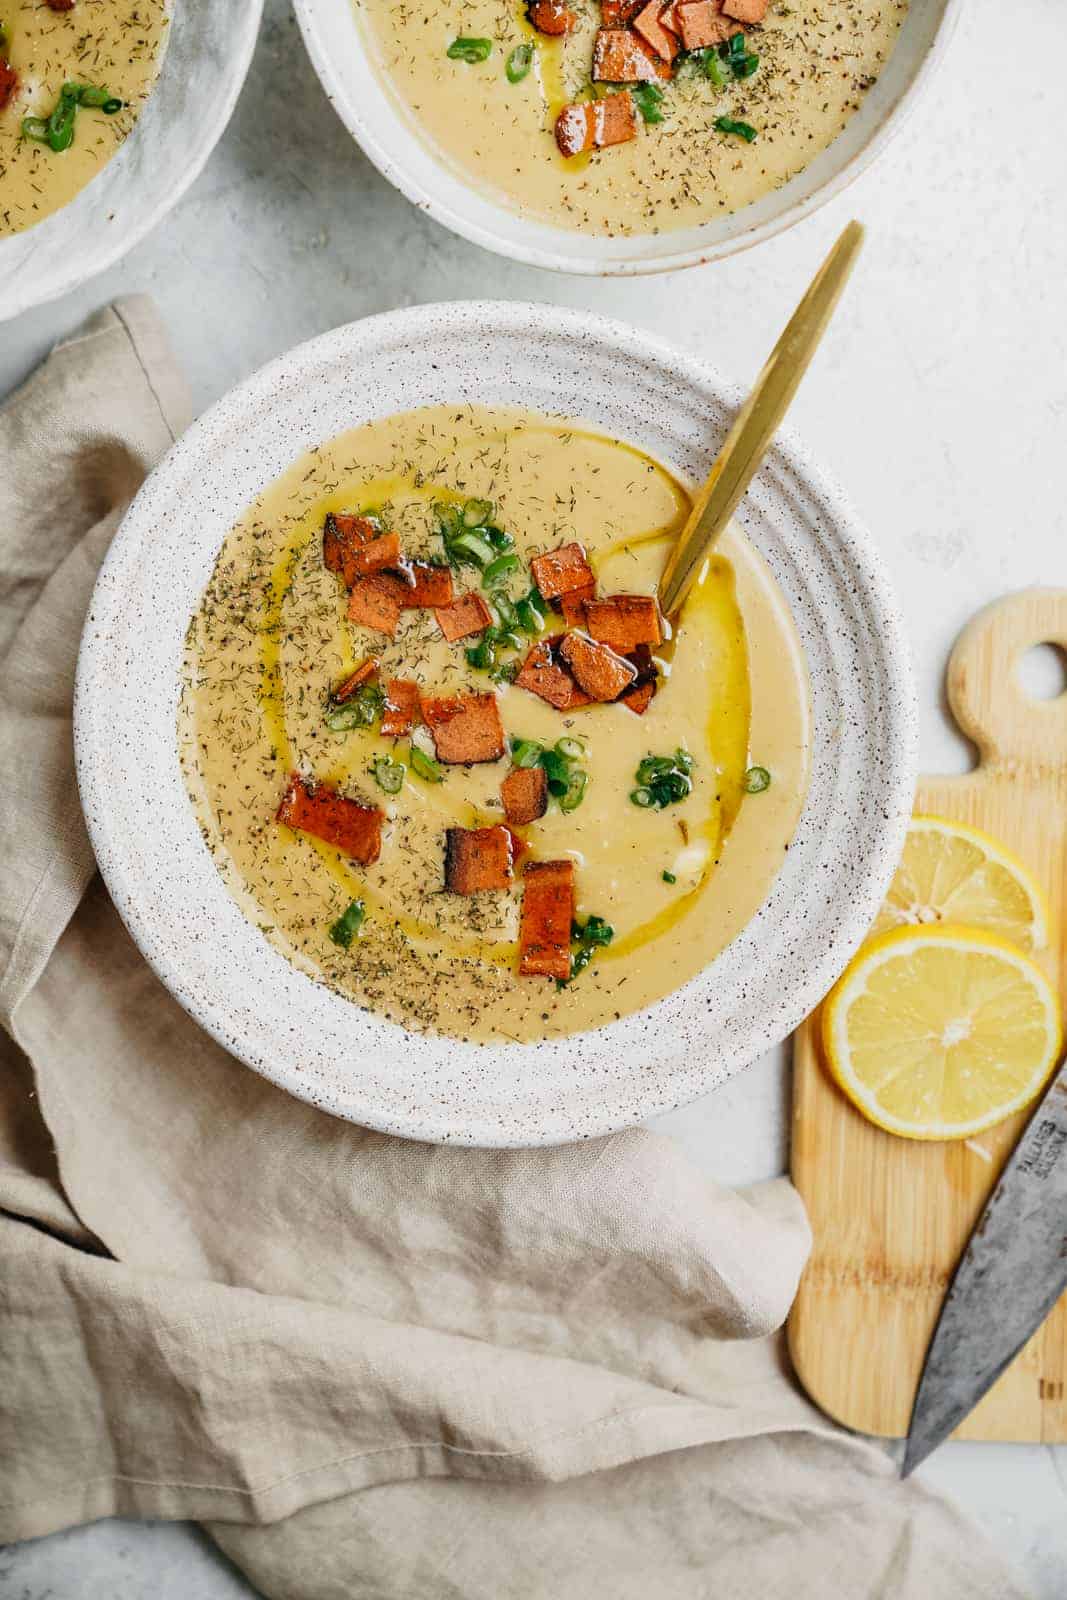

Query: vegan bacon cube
left=380, top=678, right=421, bottom=738
left=421, top=693, right=506, bottom=764
left=632, top=0, right=679, bottom=61
left=332, top=657, right=379, bottom=704
left=514, top=637, right=592, bottom=712
left=674, top=0, right=741, bottom=47
left=434, top=590, right=494, bottom=642
left=519, top=860, right=575, bottom=980
left=555, top=90, right=640, bottom=157
left=346, top=529, right=401, bottom=580
left=593, top=27, right=672, bottom=82
left=346, top=573, right=410, bottom=637
left=559, top=631, right=638, bottom=702
left=275, top=775, right=383, bottom=865
left=600, top=0, right=644, bottom=21
left=400, top=562, right=455, bottom=608
left=560, top=582, right=596, bottom=625
left=323, top=512, right=380, bottom=583
left=529, top=542, right=596, bottom=601
left=444, top=825, right=515, bottom=895
left=527, top=0, right=576, bottom=33
left=583, top=594, right=663, bottom=653
left=501, top=764, right=549, bottom=826
left=617, top=643, right=659, bottom=714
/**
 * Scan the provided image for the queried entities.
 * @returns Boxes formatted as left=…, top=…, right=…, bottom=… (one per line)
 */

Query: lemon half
left=822, top=924, right=1061, bottom=1141
left=870, top=816, right=1048, bottom=952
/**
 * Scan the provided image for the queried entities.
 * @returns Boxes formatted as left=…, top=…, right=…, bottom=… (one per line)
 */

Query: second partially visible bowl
left=0, top=0, right=263, bottom=324
left=295, top=0, right=959, bottom=276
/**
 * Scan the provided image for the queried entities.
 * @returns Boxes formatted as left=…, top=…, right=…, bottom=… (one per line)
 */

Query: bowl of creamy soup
left=295, top=0, right=958, bottom=273
left=0, top=0, right=262, bottom=321
left=74, top=301, right=916, bottom=1145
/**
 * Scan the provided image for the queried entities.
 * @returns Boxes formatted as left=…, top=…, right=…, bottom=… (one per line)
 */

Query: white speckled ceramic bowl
left=74, top=301, right=916, bottom=1145
left=0, top=0, right=263, bottom=324
left=294, top=0, right=960, bottom=276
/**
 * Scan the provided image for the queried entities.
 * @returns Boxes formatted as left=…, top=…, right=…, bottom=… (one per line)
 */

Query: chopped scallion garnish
left=371, top=756, right=406, bottom=794
left=630, top=749, right=693, bottom=809
left=558, top=914, right=614, bottom=986
left=662, top=870, right=677, bottom=884
left=714, top=114, right=757, bottom=143
left=483, top=552, right=521, bottom=587
left=21, top=80, right=124, bottom=153
left=506, top=42, right=534, bottom=82
left=743, top=764, right=771, bottom=794
left=447, top=36, right=493, bottom=62
left=632, top=83, right=665, bottom=123
left=325, top=682, right=384, bottom=731
left=410, top=745, right=445, bottom=783
left=511, top=738, right=544, bottom=769
left=328, top=899, right=365, bottom=949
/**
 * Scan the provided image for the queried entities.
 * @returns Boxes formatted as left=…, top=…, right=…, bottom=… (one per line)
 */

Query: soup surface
left=0, top=0, right=169, bottom=238
left=354, top=0, right=908, bottom=236
left=179, top=405, right=810, bottom=1043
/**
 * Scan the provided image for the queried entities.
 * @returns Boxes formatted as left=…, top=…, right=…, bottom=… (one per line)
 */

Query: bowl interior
left=294, top=0, right=957, bottom=275
left=74, top=301, right=916, bottom=1146
left=0, top=0, right=263, bottom=323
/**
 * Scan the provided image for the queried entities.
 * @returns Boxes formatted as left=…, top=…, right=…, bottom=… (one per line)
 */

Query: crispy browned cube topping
left=346, top=574, right=410, bottom=637
left=529, top=541, right=596, bottom=600
left=323, top=513, right=380, bottom=584
left=674, top=0, right=741, bottom=47
left=501, top=764, right=549, bottom=827
left=514, top=638, right=592, bottom=711
left=434, top=591, right=494, bottom=642
left=519, top=860, right=576, bottom=980
left=583, top=594, right=663, bottom=653
left=632, top=0, right=679, bottom=61
left=722, top=0, right=765, bottom=21
left=332, top=657, right=379, bottom=704
left=421, top=693, right=507, bottom=764
left=527, top=0, right=576, bottom=33
left=400, top=562, right=455, bottom=608
left=380, top=679, right=421, bottom=738
left=593, top=27, right=672, bottom=81
left=444, top=825, right=515, bottom=894
left=559, top=631, right=638, bottom=702
left=276, top=775, right=383, bottom=865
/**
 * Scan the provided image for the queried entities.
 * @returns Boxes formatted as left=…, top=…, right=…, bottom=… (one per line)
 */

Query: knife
left=903, top=1057, right=1067, bottom=1475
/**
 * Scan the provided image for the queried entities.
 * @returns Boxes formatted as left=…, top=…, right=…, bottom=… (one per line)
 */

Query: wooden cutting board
left=789, top=588, right=1067, bottom=1442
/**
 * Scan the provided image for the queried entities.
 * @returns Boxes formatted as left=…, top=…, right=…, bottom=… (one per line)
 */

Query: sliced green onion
left=451, top=529, right=496, bottom=566
left=485, top=525, right=514, bottom=552
left=662, top=870, right=677, bottom=884
left=21, top=117, right=50, bottom=144
left=727, top=31, right=747, bottom=58
left=703, top=49, right=729, bottom=85
left=325, top=682, right=383, bottom=731
left=483, top=552, right=521, bottom=587
left=559, top=913, right=615, bottom=985
left=556, top=736, right=585, bottom=759
left=466, top=637, right=496, bottom=672
left=489, top=659, right=519, bottom=685
left=514, top=592, right=545, bottom=635
left=511, top=738, right=544, bottom=768
left=559, top=770, right=587, bottom=812
left=632, top=82, right=665, bottom=123
left=463, top=497, right=495, bottom=524
left=743, top=764, right=771, bottom=794
left=736, top=52, right=759, bottom=77
left=630, top=787, right=653, bottom=807
left=410, top=745, right=444, bottom=783
left=22, top=81, right=124, bottom=153
left=447, top=36, right=493, bottom=62
left=506, top=42, right=534, bottom=82
left=328, top=899, right=365, bottom=949
left=372, top=757, right=406, bottom=794
left=715, top=114, right=757, bottom=143
left=490, top=590, right=518, bottom=630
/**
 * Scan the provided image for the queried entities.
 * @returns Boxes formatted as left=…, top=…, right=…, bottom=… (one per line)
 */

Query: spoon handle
left=658, top=219, right=865, bottom=619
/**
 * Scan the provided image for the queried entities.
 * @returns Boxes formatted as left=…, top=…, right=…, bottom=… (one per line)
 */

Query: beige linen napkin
left=0, top=301, right=1028, bottom=1599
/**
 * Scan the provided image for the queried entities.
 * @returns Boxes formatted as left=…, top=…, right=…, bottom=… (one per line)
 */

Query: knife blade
left=903, top=1057, right=1067, bottom=1476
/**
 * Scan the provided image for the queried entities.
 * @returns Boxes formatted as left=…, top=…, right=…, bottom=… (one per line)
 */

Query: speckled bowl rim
left=74, top=300, right=917, bottom=1146
left=0, top=0, right=263, bottom=324
left=293, top=0, right=962, bottom=277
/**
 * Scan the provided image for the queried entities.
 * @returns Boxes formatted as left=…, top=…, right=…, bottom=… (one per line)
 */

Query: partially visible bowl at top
left=0, top=0, right=263, bottom=324
left=294, top=0, right=959, bottom=276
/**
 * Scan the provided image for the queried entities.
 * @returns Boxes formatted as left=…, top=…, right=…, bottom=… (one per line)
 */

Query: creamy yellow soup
left=354, top=0, right=907, bottom=236
left=0, top=0, right=169, bottom=238
left=179, top=405, right=810, bottom=1043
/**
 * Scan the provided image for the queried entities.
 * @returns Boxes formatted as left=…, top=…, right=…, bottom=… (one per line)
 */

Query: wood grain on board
left=790, top=590, right=1067, bottom=1441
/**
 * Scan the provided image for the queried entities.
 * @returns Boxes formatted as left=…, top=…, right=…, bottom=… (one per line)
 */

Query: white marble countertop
left=3, top=0, right=1067, bottom=1593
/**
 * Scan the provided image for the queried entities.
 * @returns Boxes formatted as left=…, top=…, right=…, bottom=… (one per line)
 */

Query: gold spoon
left=657, top=220, right=866, bottom=619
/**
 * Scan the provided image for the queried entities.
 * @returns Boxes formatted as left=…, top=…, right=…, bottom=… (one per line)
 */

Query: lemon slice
left=822, top=925, right=1062, bottom=1140
left=869, top=816, right=1048, bottom=952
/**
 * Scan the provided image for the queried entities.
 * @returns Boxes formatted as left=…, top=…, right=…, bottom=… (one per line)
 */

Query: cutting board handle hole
left=1018, top=642, right=1067, bottom=703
